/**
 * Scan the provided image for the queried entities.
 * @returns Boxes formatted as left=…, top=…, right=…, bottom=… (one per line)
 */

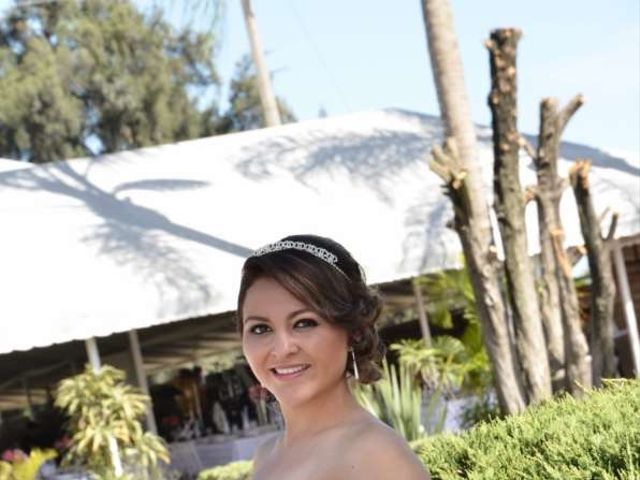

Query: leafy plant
left=0, top=448, right=57, bottom=480
left=353, top=358, right=423, bottom=442
left=197, top=460, right=253, bottom=480
left=55, top=365, right=169, bottom=478
left=412, top=264, right=497, bottom=427
left=392, top=337, right=491, bottom=397
left=391, top=336, right=492, bottom=434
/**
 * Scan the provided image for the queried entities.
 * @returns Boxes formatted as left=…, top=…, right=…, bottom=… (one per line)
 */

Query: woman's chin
left=271, top=388, right=316, bottom=409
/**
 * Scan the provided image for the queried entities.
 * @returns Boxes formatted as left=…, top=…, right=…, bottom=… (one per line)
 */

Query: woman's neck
left=279, top=380, right=365, bottom=444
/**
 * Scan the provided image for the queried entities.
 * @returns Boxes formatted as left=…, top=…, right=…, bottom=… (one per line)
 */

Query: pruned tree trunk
left=430, top=141, right=525, bottom=414
left=533, top=190, right=567, bottom=391
left=421, top=1, right=526, bottom=415
left=486, top=29, right=551, bottom=403
left=569, top=160, right=618, bottom=385
left=534, top=96, right=592, bottom=396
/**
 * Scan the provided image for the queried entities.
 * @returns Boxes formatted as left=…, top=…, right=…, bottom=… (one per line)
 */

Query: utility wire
left=286, top=0, right=351, bottom=113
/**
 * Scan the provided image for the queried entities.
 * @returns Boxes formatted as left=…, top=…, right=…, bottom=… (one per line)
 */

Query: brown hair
left=237, top=234, right=384, bottom=384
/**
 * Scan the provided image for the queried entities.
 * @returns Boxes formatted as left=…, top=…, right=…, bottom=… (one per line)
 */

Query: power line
left=286, top=0, right=351, bottom=113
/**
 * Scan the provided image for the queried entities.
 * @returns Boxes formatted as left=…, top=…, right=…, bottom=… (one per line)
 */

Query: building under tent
left=0, top=109, right=638, bottom=469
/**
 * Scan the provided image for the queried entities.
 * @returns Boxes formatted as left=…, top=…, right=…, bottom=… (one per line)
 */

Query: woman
left=237, top=234, right=430, bottom=479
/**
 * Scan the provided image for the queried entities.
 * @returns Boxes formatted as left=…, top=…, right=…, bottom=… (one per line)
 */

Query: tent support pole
left=612, top=240, right=640, bottom=377
left=22, top=377, right=33, bottom=419
left=85, top=337, right=102, bottom=372
left=84, top=337, right=123, bottom=476
left=128, top=329, right=158, bottom=435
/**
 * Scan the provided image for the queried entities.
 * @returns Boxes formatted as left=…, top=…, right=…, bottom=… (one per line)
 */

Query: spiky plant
left=353, top=358, right=423, bottom=442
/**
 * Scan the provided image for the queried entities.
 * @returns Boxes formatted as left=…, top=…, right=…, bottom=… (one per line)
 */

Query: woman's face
left=241, top=276, right=349, bottom=408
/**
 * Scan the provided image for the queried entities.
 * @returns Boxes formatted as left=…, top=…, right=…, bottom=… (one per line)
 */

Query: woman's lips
left=270, top=364, right=311, bottom=380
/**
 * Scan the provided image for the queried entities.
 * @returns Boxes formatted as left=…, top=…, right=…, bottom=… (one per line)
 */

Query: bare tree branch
left=558, top=94, right=584, bottom=134
left=597, top=207, right=611, bottom=225
left=605, top=212, right=619, bottom=242
left=519, top=136, right=537, bottom=160
left=524, top=185, right=538, bottom=204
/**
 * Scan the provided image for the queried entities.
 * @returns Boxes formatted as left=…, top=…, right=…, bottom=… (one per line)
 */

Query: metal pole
left=85, top=337, right=102, bottom=372
left=240, top=0, right=282, bottom=127
left=611, top=240, right=640, bottom=377
left=412, top=279, right=433, bottom=347
left=84, top=337, right=124, bottom=476
left=128, top=330, right=158, bottom=435
left=22, top=377, right=33, bottom=419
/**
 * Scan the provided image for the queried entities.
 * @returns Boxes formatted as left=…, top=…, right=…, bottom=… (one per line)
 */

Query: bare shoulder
left=341, top=419, right=430, bottom=480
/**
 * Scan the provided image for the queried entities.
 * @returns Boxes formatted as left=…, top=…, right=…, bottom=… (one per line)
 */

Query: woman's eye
left=294, top=318, right=319, bottom=329
left=248, top=324, right=271, bottom=335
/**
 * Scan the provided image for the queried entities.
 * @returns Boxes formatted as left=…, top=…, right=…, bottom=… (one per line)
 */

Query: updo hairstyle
left=236, top=234, right=384, bottom=384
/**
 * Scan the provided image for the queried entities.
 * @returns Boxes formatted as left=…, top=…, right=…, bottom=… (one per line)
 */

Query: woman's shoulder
left=337, top=418, right=430, bottom=480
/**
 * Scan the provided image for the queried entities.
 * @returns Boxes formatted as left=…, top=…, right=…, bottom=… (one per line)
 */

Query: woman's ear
left=349, top=329, right=364, bottom=347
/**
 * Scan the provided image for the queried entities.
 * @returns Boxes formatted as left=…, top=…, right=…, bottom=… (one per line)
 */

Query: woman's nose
left=270, top=330, right=300, bottom=357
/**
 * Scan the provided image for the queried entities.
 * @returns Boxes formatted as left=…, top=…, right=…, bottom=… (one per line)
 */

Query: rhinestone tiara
left=251, top=240, right=347, bottom=276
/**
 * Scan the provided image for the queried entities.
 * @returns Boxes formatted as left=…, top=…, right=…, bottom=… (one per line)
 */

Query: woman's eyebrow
left=244, top=309, right=315, bottom=324
left=287, top=308, right=315, bottom=320
left=244, top=315, right=270, bottom=324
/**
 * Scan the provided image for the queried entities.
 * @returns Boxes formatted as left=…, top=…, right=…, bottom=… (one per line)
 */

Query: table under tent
left=0, top=109, right=638, bottom=474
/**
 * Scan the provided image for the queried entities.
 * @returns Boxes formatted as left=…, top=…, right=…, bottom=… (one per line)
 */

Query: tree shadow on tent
left=234, top=110, right=444, bottom=205
left=0, top=161, right=252, bottom=314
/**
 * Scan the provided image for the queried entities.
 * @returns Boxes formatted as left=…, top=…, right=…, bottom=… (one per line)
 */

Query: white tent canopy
left=1, top=109, right=638, bottom=355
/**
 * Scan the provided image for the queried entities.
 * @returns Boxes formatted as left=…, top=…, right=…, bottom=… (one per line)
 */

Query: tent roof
left=0, top=158, right=31, bottom=173
left=1, top=108, right=638, bottom=355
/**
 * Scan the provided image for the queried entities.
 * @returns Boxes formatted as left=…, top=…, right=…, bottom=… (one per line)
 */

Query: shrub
left=197, top=460, right=252, bottom=480
left=413, top=379, right=640, bottom=479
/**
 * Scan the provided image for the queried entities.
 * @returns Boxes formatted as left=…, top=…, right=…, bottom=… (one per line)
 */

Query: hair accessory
left=350, top=347, right=359, bottom=381
left=252, top=240, right=346, bottom=276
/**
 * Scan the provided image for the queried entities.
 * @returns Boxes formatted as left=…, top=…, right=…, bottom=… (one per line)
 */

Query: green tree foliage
left=0, top=0, right=219, bottom=162
left=215, top=55, right=296, bottom=134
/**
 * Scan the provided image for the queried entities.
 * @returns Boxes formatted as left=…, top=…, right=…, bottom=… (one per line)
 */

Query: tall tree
left=215, top=55, right=296, bottom=134
left=421, top=0, right=526, bottom=414
left=239, top=0, right=281, bottom=127
left=0, top=0, right=219, bottom=162
left=486, top=29, right=552, bottom=403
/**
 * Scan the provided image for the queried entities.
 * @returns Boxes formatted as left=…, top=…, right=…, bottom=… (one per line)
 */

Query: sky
left=206, top=0, right=640, bottom=155
left=1, top=0, right=638, bottom=155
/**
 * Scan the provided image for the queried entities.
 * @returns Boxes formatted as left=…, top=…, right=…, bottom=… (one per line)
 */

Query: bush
left=413, top=380, right=640, bottom=479
left=197, top=460, right=252, bottom=480
left=196, top=381, right=640, bottom=480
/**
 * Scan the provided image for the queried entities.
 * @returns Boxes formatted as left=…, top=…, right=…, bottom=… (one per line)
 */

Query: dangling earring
left=350, top=347, right=359, bottom=381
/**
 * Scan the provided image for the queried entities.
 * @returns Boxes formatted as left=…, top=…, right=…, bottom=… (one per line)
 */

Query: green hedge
left=197, top=380, right=640, bottom=480
left=414, top=379, right=640, bottom=479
